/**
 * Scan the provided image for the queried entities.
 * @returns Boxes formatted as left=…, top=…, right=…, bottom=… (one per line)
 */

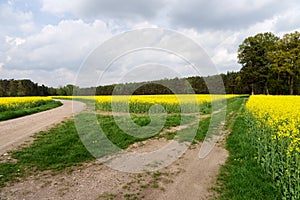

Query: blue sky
left=0, top=0, right=299, bottom=87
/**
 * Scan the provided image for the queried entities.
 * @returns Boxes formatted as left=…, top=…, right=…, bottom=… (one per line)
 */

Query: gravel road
left=0, top=100, right=85, bottom=154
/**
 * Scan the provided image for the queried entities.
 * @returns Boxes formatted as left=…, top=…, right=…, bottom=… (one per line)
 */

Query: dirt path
left=1, top=128, right=228, bottom=200
left=0, top=139, right=228, bottom=200
left=0, top=100, right=86, bottom=154
left=147, top=144, right=228, bottom=200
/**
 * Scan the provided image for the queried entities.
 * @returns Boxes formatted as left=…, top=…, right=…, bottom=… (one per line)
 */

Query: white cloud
left=74, top=28, right=218, bottom=87
left=273, top=9, right=300, bottom=34
left=0, top=3, right=34, bottom=35
left=20, top=21, right=37, bottom=34
left=5, top=36, right=26, bottom=46
left=0, top=66, right=76, bottom=87
left=40, top=0, right=80, bottom=15
left=4, top=19, right=114, bottom=71
left=177, top=28, right=241, bottom=73
left=211, top=48, right=237, bottom=69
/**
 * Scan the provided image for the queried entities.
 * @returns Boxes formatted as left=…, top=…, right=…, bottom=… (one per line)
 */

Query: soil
left=0, top=138, right=228, bottom=200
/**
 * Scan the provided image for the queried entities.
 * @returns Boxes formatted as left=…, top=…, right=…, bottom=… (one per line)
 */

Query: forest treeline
left=0, top=31, right=299, bottom=96
left=0, top=79, right=54, bottom=96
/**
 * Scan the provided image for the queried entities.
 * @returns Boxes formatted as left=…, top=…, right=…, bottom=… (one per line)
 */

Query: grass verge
left=0, top=100, right=62, bottom=121
left=214, top=99, right=281, bottom=199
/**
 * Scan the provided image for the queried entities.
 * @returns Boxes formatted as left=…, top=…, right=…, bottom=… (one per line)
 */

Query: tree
left=9, top=80, right=18, bottom=96
left=269, top=31, right=300, bottom=95
left=0, top=80, right=9, bottom=96
left=238, top=32, right=279, bottom=94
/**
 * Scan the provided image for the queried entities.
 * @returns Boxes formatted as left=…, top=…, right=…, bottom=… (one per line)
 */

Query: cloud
left=0, top=3, right=34, bottom=35
left=102, top=49, right=197, bottom=84
left=273, top=9, right=300, bottom=34
left=41, top=0, right=166, bottom=20
left=178, top=28, right=241, bottom=73
left=0, top=66, right=76, bottom=87
left=3, top=19, right=114, bottom=71
left=74, top=28, right=217, bottom=87
left=168, top=0, right=291, bottom=30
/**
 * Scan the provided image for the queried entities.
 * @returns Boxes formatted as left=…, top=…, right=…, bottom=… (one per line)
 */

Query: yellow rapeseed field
left=54, top=94, right=238, bottom=113
left=55, top=94, right=237, bottom=104
left=0, top=96, right=52, bottom=111
left=246, top=95, right=300, bottom=155
left=246, top=95, right=300, bottom=198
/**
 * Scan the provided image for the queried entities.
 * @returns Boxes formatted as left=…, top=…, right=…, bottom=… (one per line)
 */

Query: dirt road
left=0, top=138, right=228, bottom=200
left=0, top=102, right=231, bottom=200
left=0, top=100, right=85, bottom=154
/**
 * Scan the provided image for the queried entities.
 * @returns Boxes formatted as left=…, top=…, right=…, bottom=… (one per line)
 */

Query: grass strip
left=0, top=100, right=62, bottom=121
left=215, top=104, right=281, bottom=199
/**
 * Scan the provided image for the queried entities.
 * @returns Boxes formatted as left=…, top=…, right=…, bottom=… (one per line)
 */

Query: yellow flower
left=246, top=95, right=300, bottom=157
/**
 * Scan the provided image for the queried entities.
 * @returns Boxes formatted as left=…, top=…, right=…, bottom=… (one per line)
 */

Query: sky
left=0, top=0, right=299, bottom=87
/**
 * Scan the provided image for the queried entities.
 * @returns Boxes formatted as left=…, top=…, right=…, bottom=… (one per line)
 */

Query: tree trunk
left=251, top=83, right=254, bottom=95
left=277, top=71, right=280, bottom=95
left=290, top=76, right=294, bottom=95
left=266, top=85, right=269, bottom=95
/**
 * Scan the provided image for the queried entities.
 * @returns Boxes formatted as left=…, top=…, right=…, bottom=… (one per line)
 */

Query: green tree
left=269, top=31, right=300, bottom=95
left=238, top=32, right=279, bottom=94
left=9, top=80, right=18, bottom=96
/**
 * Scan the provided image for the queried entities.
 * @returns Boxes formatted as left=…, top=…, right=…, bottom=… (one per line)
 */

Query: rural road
left=0, top=100, right=86, bottom=155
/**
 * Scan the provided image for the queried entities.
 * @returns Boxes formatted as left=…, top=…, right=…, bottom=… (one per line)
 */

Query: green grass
left=160, top=116, right=211, bottom=142
left=163, top=96, right=248, bottom=143
left=0, top=162, right=20, bottom=187
left=0, top=120, right=92, bottom=187
left=75, top=113, right=196, bottom=156
left=0, top=100, right=62, bottom=121
left=215, top=98, right=281, bottom=200
left=194, top=117, right=211, bottom=142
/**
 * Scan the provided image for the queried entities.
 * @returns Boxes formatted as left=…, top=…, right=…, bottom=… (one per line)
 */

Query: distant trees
left=56, top=84, right=79, bottom=96
left=0, top=79, right=56, bottom=97
left=238, top=31, right=300, bottom=95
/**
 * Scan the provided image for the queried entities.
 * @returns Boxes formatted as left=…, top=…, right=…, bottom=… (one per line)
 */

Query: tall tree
left=238, top=32, right=279, bottom=94
left=269, top=31, right=300, bottom=95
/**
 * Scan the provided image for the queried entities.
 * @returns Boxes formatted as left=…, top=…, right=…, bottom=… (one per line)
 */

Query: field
left=245, top=95, right=300, bottom=198
left=0, top=94, right=299, bottom=199
left=0, top=97, right=62, bottom=121
left=55, top=94, right=239, bottom=113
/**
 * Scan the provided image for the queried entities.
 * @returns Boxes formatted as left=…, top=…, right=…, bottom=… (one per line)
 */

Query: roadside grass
left=0, top=100, right=62, bottom=121
left=214, top=98, right=281, bottom=200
